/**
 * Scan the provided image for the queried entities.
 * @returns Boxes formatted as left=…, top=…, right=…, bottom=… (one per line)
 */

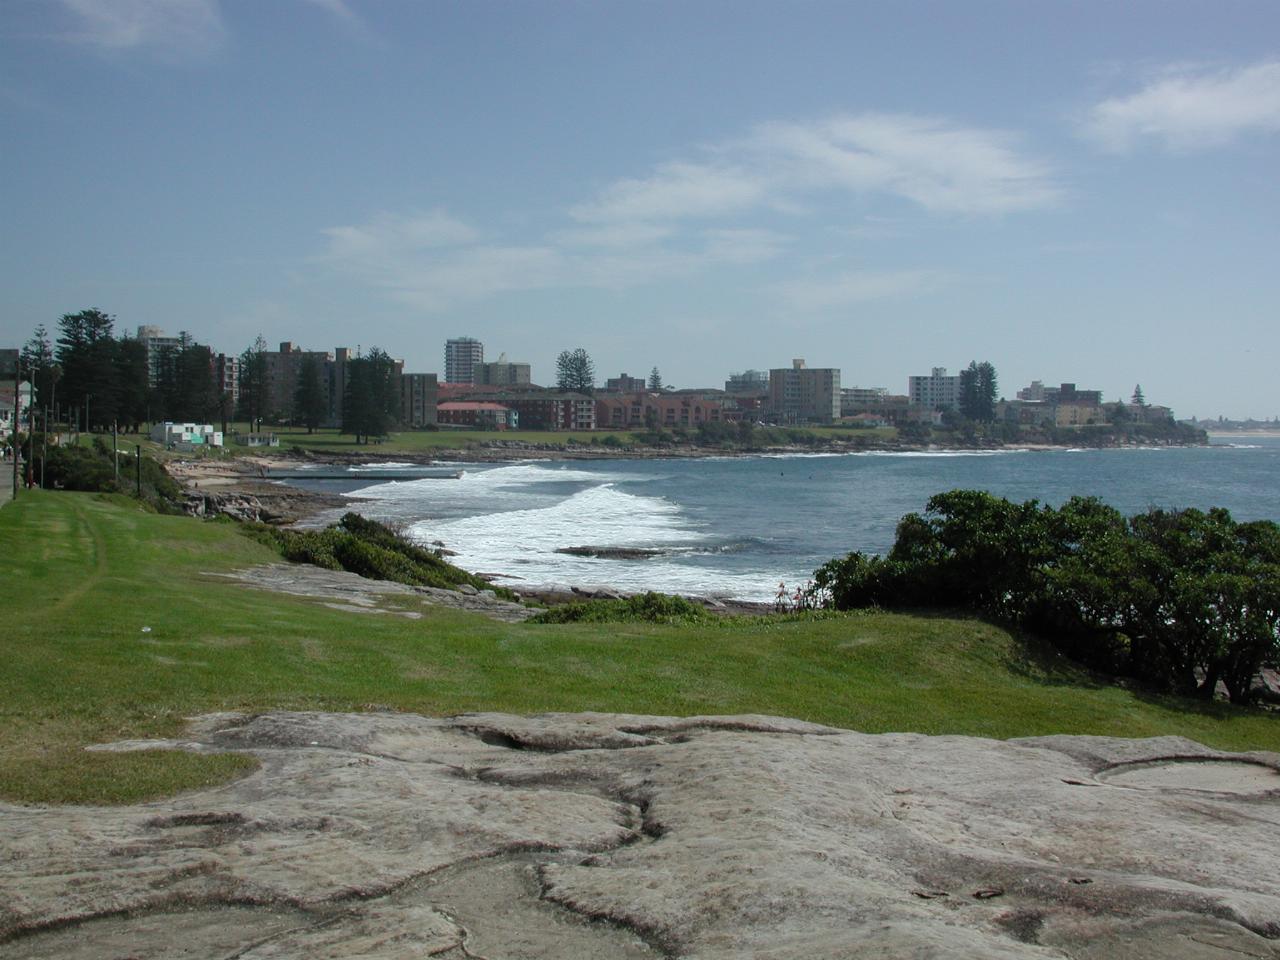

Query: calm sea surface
left=288, top=436, right=1280, bottom=601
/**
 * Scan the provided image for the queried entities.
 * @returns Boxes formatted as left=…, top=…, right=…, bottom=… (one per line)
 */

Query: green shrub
left=245, top=514, right=515, bottom=598
left=814, top=491, right=1280, bottom=705
left=529, top=591, right=716, bottom=625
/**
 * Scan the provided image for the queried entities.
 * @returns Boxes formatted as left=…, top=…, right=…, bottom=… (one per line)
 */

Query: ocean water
left=287, top=437, right=1280, bottom=601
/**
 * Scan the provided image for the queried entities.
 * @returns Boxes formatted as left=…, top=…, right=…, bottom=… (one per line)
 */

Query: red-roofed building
left=437, top=401, right=518, bottom=430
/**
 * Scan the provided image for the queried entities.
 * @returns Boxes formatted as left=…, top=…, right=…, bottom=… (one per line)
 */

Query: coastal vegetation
left=3, top=490, right=1280, bottom=808
left=245, top=512, right=516, bottom=598
left=815, top=490, right=1280, bottom=704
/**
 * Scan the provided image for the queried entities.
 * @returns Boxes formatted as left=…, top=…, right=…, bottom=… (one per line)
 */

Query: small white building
left=150, top=422, right=223, bottom=450
left=0, top=381, right=34, bottom=432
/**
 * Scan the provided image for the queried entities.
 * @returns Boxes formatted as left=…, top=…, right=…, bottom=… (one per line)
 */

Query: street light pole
left=12, top=354, right=21, bottom=499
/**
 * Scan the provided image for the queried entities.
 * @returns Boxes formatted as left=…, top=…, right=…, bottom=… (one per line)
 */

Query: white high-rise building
left=908, top=367, right=961, bottom=411
left=444, top=337, right=484, bottom=384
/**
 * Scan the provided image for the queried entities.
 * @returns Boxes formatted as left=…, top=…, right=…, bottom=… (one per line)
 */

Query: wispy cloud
left=299, top=0, right=376, bottom=41
left=571, top=113, right=1060, bottom=223
left=1083, top=61, right=1280, bottom=152
left=321, top=212, right=787, bottom=310
left=322, top=211, right=480, bottom=260
left=753, top=115, right=1060, bottom=215
left=322, top=111, right=1042, bottom=311
left=571, top=161, right=767, bottom=223
left=774, top=269, right=945, bottom=312
left=57, top=0, right=225, bottom=56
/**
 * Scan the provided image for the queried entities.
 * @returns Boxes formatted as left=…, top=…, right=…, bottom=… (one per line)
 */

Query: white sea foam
left=850, top=448, right=1026, bottom=458
left=405, top=482, right=791, bottom=600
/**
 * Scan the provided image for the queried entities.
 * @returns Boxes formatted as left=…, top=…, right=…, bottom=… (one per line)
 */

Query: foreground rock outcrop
left=3, top=712, right=1279, bottom=958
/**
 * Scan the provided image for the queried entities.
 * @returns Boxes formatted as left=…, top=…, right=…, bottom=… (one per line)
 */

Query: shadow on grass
left=875, top=605, right=1108, bottom=691
left=1127, top=684, right=1275, bottom=723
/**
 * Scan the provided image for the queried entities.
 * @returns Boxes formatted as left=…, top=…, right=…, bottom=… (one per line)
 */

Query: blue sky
left=3, top=1, right=1278, bottom=418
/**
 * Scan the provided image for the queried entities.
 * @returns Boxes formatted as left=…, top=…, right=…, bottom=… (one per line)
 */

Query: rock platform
left=3, top=711, right=1280, bottom=958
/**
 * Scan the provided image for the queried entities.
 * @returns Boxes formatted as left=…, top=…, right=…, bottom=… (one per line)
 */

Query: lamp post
left=11, top=354, right=21, bottom=499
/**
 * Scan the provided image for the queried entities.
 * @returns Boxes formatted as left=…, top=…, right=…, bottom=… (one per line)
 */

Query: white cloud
left=321, top=212, right=789, bottom=310
left=757, top=115, right=1060, bottom=214
left=774, top=269, right=944, bottom=311
left=301, top=0, right=358, bottom=21
left=1084, top=61, right=1280, bottom=152
left=570, top=113, right=1059, bottom=224
left=552, top=222, right=675, bottom=249
left=321, top=211, right=480, bottom=260
left=322, top=111, right=1048, bottom=312
left=700, top=228, right=789, bottom=264
left=570, top=161, right=766, bottom=223
left=58, top=0, right=225, bottom=55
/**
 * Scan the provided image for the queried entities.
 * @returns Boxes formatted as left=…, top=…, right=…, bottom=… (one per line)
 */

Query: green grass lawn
left=2, top=490, right=1277, bottom=806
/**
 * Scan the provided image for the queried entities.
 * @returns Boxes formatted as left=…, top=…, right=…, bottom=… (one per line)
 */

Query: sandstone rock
left=3, top=712, right=1280, bottom=958
left=206, top=564, right=534, bottom=623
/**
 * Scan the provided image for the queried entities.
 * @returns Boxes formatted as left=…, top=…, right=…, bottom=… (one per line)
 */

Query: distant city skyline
left=2, top=2, right=1277, bottom=419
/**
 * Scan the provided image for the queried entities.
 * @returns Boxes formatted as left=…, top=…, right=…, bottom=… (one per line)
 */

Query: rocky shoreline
left=163, top=433, right=1209, bottom=613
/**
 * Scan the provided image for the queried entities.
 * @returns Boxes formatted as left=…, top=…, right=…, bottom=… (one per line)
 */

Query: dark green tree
left=958, top=361, right=998, bottom=422
left=56, top=309, right=120, bottom=430
left=175, top=341, right=218, bottom=423
left=342, top=347, right=399, bottom=443
left=115, top=337, right=150, bottom=431
left=555, top=348, right=595, bottom=395
left=648, top=367, right=663, bottom=391
left=294, top=354, right=326, bottom=433
left=814, top=491, right=1280, bottom=705
left=21, top=325, right=56, bottom=410
left=237, top=335, right=269, bottom=429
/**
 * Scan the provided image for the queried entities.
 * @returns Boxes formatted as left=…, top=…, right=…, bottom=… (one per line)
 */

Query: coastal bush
left=528, top=591, right=717, bottom=625
left=814, top=491, right=1280, bottom=704
left=247, top=513, right=516, bottom=598
left=36, top=438, right=183, bottom=510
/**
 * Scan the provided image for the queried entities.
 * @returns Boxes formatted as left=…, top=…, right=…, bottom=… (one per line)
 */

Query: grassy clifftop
left=1, top=490, right=1277, bottom=805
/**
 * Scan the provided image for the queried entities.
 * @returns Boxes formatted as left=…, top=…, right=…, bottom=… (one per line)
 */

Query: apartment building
left=444, top=337, right=484, bottom=384
left=263, top=342, right=333, bottom=422
left=475, top=356, right=531, bottom=386
left=605, top=373, right=648, bottom=393
left=595, top=391, right=733, bottom=429
left=437, top=401, right=517, bottom=430
left=400, top=373, right=438, bottom=428
left=489, top=391, right=595, bottom=430
left=908, top=367, right=961, bottom=411
left=725, top=370, right=769, bottom=394
left=768, top=359, right=840, bottom=424
left=135, top=326, right=183, bottom=386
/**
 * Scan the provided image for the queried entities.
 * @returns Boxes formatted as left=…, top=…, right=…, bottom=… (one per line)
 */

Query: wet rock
left=4, top=712, right=1280, bottom=958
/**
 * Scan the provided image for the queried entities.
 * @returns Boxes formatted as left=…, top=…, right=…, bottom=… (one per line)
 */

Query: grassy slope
left=1, top=490, right=1277, bottom=805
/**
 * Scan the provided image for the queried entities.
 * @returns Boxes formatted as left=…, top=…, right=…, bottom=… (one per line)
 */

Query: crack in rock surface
left=3, top=711, right=1280, bottom=958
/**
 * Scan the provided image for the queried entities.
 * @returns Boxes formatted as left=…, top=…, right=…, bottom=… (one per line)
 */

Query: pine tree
left=648, top=367, right=663, bottom=391
left=294, top=354, right=326, bottom=433
left=237, top=336, right=269, bottom=429
left=555, top=348, right=595, bottom=394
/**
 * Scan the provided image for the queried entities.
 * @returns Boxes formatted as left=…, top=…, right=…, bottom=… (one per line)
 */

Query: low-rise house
left=235, top=432, right=280, bottom=447
left=0, top=380, right=34, bottom=432
left=150, top=422, right=223, bottom=450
